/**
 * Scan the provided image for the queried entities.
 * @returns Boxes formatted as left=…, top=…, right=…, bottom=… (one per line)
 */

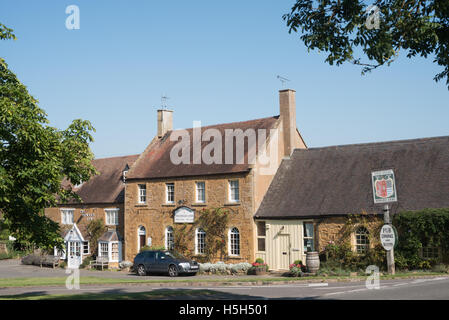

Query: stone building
left=254, top=136, right=449, bottom=270
left=45, top=154, right=139, bottom=268
left=123, top=89, right=307, bottom=262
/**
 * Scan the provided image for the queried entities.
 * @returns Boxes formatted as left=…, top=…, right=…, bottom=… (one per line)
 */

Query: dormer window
left=123, top=164, right=130, bottom=182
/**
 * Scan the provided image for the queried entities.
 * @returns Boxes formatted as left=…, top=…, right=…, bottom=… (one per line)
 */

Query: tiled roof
left=255, top=136, right=449, bottom=219
left=127, top=116, right=280, bottom=180
left=63, top=154, right=139, bottom=204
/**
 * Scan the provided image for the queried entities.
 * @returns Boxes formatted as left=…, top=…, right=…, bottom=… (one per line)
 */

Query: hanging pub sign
left=371, top=169, right=397, bottom=204
left=174, top=207, right=195, bottom=223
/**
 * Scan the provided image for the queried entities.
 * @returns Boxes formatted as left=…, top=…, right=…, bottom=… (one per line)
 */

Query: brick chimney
left=279, top=89, right=297, bottom=157
left=157, top=109, right=173, bottom=138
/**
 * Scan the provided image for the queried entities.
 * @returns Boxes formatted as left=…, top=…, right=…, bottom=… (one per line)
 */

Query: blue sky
left=1, top=0, right=448, bottom=158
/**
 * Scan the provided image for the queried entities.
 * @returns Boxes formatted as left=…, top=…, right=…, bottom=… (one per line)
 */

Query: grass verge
left=0, top=271, right=447, bottom=288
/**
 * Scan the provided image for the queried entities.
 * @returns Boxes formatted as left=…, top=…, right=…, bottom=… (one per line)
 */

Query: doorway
left=138, top=226, right=146, bottom=250
left=67, top=241, right=81, bottom=268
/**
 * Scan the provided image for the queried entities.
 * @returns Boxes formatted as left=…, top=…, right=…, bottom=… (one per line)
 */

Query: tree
left=86, top=219, right=106, bottom=258
left=284, top=0, right=449, bottom=89
left=0, top=24, right=97, bottom=250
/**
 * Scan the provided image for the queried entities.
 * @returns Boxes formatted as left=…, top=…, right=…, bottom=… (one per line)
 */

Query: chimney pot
left=279, top=89, right=297, bottom=157
left=157, top=109, right=173, bottom=138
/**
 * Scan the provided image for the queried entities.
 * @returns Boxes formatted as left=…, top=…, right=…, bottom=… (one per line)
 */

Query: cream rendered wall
left=256, top=220, right=311, bottom=270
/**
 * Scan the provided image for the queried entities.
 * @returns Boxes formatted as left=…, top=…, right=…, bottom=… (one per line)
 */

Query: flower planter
left=254, top=267, right=267, bottom=275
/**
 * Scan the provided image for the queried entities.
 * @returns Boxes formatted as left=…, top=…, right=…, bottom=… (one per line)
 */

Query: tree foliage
left=0, top=24, right=97, bottom=250
left=86, top=219, right=106, bottom=257
left=284, top=0, right=449, bottom=88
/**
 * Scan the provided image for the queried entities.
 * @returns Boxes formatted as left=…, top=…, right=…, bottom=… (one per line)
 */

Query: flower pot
left=306, top=251, right=320, bottom=273
left=254, top=267, right=267, bottom=275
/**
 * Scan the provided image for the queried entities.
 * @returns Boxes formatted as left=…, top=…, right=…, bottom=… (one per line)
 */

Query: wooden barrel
left=306, top=251, right=320, bottom=273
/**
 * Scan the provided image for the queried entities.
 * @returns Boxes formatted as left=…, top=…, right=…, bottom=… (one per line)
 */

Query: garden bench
left=39, top=255, right=60, bottom=269
left=89, top=256, right=109, bottom=270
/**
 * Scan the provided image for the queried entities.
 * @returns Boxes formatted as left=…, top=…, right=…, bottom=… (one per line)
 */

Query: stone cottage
left=123, top=89, right=307, bottom=262
left=254, top=136, right=449, bottom=270
left=45, top=154, right=139, bottom=268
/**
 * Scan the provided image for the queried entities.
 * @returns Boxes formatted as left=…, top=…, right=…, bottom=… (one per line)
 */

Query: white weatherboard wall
left=256, top=220, right=307, bottom=270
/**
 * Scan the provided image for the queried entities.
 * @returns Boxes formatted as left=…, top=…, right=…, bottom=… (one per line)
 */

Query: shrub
left=432, top=264, right=448, bottom=273
left=317, top=261, right=351, bottom=277
left=289, top=261, right=306, bottom=277
left=21, top=253, right=43, bottom=266
left=79, top=256, right=93, bottom=269
left=59, top=261, right=67, bottom=269
left=119, top=261, right=133, bottom=269
left=198, top=262, right=251, bottom=275
left=139, top=245, right=166, bottom=252
left=393, top=208, right=449, bottom=269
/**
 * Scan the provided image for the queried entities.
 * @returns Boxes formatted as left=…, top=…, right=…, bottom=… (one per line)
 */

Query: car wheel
left=137, top=264, right=146, bottom=276
left=168, top=264, right=178, bottom=277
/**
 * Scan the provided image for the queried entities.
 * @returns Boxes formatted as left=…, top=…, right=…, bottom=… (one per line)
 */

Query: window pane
left=196, top=182, right=205, bottom=202
left=230, top=228, right=240, bottom=255
left=304, top=223, right=314, bottom=238
left=257, top=221, right=266, bottom=237
left=197, top=229, right=205, bottom=254
left=257, top=238, right=266, bottom=252
left=138, top=185, right=146, bottom=203
left=167, top=183, right=174, bottom=203
left=304, top=238, right=314, bottom=252
left=83, top=241, right=89, bottom=254
left=111, top=243, right=119, bottom=261
left=229, top=180, right=239, bottom=201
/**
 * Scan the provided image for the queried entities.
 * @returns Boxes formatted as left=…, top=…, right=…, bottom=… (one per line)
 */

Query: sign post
left=381, top=205, right=396, bottom=275
left=371, top=169, right=397, bottom=275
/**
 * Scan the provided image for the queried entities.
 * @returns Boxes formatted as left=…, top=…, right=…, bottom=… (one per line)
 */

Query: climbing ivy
left=393, top=208, right=449, bottom=269
left=193, top=208, right=230, bottom=263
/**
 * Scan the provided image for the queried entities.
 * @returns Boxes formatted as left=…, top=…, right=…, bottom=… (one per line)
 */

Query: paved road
left=1, top=276, right=448, bottom=299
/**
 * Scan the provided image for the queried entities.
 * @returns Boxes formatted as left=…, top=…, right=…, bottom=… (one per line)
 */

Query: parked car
left=133, top=250, right=199, bottom=277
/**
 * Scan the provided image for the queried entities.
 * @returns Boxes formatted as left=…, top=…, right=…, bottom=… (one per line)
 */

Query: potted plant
left=249, top=258, right=269, bottom=275
left=289, top=260, right=307, bottom=277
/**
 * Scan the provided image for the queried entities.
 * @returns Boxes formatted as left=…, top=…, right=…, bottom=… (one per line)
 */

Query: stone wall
left=0, top=242, right=8, bottom=254
left=316, top=215, right=383, bottom=252
left=124, top=172, right=255, bottom=262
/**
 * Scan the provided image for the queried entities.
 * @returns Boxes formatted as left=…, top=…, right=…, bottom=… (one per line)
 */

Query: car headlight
left=179, top=262, right=190, bottom=269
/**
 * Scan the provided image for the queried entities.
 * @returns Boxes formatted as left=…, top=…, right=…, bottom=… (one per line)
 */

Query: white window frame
left=355, top=226, right=370, bottom=254
left=99, top=242, right=109, bottom=258
left=256, top=221, right=266, bottom=252
left=195, top=228, right=206, bottom=255
left=105, top=208, right=119, bottom=226
left=165, top=226, right=174, bottom=250
left=228, top=180, right=240, bottom=202
left=303, top=222, right=315, bottom=252
left=138, top=184, right=147, bottom=204
left=110, top=241, right=120, bottom=262
left=195, top=181, right=206, bottom=203
left=166, top=183, right=175, bottom=204
left=61, top=209, right=74, bottom=225
left=228, top=227, right=240, bottom=256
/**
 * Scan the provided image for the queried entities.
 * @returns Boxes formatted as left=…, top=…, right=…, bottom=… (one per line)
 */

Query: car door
left=154, top=251, right=169, bottom=273
left=143, top=251, right=155, bottom=273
